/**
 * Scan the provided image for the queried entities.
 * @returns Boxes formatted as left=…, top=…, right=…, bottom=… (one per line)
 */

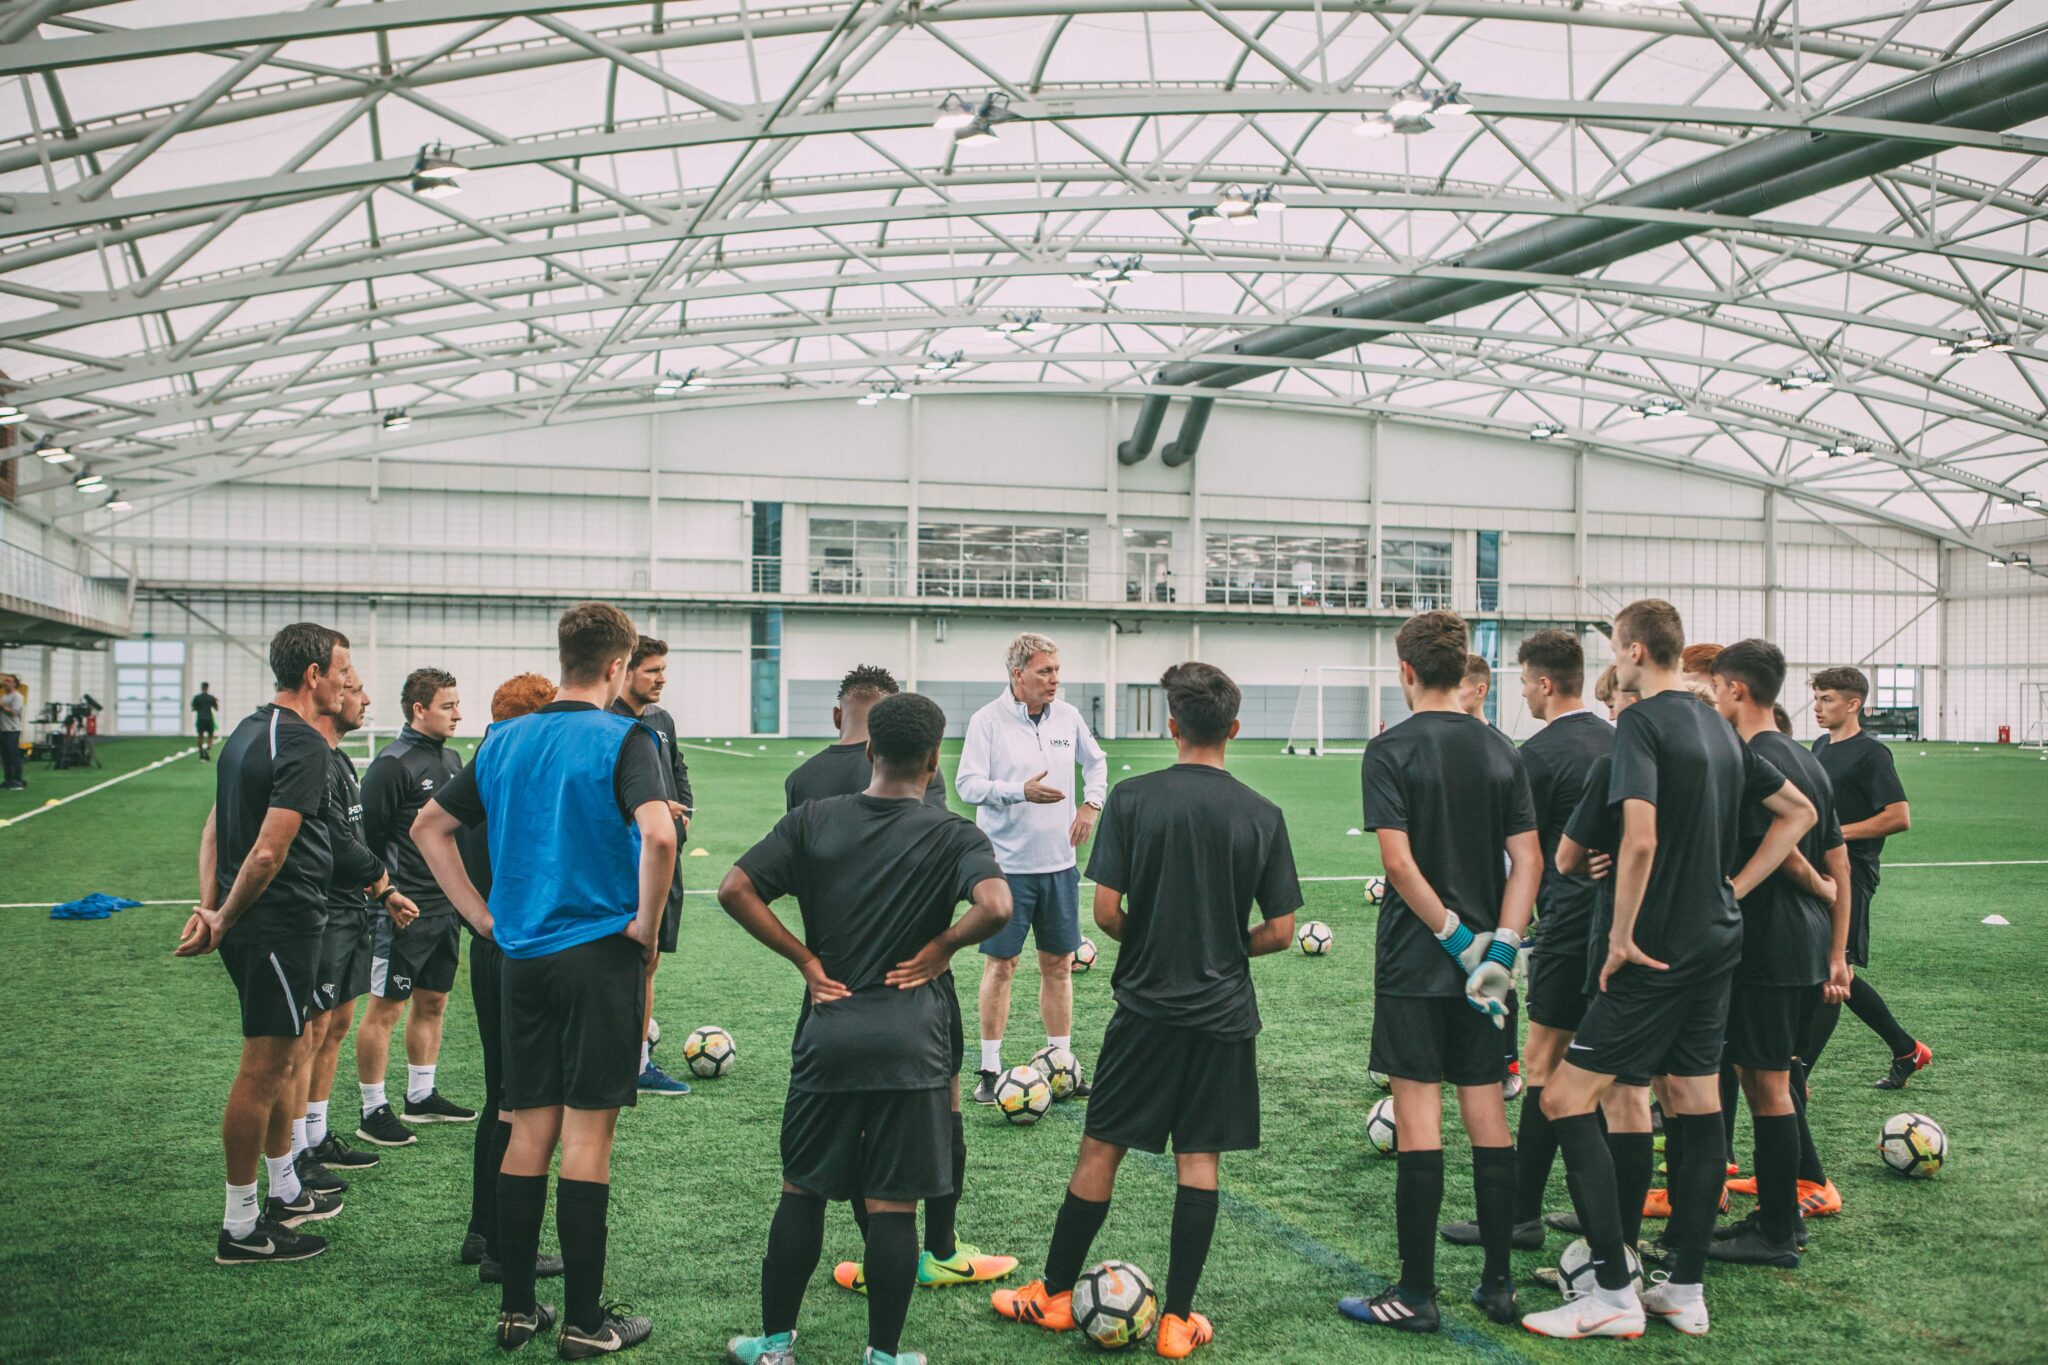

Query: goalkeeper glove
left=1465, top=928, right=1522, bottom=1028
left=1435, top=911, right=1492, bottom=976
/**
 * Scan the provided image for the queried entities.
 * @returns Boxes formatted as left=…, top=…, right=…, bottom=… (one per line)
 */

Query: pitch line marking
left=676, top=741, right=757, bottom=758
left=0, top=747, right=197, bottom=830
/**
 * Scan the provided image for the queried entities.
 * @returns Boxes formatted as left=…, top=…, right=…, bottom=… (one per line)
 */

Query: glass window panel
left=114, top=641, right=149, bottom=664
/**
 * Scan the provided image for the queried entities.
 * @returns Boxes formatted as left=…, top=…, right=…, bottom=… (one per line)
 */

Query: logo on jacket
left=419, top=778, right=435, bottom=790
left=1050, top=737, right=1072, bottom=749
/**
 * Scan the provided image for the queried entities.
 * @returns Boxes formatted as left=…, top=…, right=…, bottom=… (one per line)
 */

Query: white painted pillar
left=1103, top=620, right=1118, bottom=740
left=906, top=397, right=922, bottom=598
left=1367, top=420, right=1383, bottom=738
left=647, top=412, right=661, bottom=594
left=1763, top=489, right=1779, bottom=642
left=1573, top=445, right=1588, bottom=619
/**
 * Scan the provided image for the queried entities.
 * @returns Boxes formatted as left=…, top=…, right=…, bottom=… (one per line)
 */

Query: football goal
left=338, top=726, right=404, bottom=765
left=1283, top=666, right=1404, bottom=755
left=2020, top=682, right=2048, bottom=752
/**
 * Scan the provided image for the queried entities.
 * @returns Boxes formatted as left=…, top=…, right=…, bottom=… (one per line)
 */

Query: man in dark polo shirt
left=414, top=602, right=673, bottom=1356
left=177, top=622, right=354, bottom=1264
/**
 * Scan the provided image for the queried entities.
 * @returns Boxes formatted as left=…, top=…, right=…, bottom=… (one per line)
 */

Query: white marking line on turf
left=0, top=747, right=197, bottom=829
left=676, top=742, right=756, bottom=758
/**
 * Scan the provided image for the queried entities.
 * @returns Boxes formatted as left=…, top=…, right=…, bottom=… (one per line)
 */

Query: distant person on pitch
left=955, top=633, right=1108, bottom=1106
left=0, top=673, right=24, bottom=791
left=193, top=682, right=221, bottom=762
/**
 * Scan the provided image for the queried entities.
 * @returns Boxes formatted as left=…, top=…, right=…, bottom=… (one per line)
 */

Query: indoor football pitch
left=1, top=735, right=2042, bottom=1363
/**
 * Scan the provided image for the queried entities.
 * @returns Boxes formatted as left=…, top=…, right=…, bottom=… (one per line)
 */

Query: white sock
left=289, top=1117, right=307, bottom=1160
left=265, top=1149, right=302, bottom=1206
left=406, top=1065, right=436, bottom=1104
left=979, top=1040, right=1003, bottom=1073
left=305, top=1101, right=329, bottom=1149
left=1654, top=1280, right=1703, bottom=1305
left=224, top=1181, right=260, bottom=1237
left=360, top=1081, right=387, bottom=1116
left=1048, top=1035, right=1072, bottom=1053
left=1593, top=1282, right=1641, bottom=1310
left=640, top=1040, right=652, bottom=1071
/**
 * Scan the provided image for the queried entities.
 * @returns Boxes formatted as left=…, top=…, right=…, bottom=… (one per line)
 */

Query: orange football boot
left=991, top=1280, right=1076, bottom=1331
left=1726, top=1174, right=1759, bottom=1196
left=1155, top=1312, right=1213, bottom=1358
left=1644, top=1186, right=1728, bottom=1219
left=1796, top=1179, right=1843, bottom=1217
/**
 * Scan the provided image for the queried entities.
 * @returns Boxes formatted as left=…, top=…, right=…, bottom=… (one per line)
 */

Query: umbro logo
left=419, top=778, right=435, bottom=790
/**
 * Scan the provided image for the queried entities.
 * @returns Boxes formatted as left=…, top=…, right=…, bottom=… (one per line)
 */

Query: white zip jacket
left=955, top=688, right=1110, bottom=875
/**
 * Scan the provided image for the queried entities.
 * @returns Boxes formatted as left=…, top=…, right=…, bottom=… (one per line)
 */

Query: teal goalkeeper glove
left=1465, top=928, right=1522, bottom=1029
left=1435, top=911, right=1492, bottom=977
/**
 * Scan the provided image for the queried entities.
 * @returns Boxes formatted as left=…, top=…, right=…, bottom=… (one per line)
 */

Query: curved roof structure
left=1, top=0, right=2044, bottom=552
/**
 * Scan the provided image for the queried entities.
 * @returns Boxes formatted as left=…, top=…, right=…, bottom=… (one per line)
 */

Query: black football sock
left=1752, top=1112, right=1801, bottom=1245
left=1801, top=1002, right=1842, bottom=1071
left=1609, top=1131, right=1655, bottom=1250
left=1665, top=1114, right=1726, bottom=1285
left=1043, top=1191, right=1110, bottom=1295
left=1719, top=1064, right=1741, bottom=1167
left=1394, top=1148, right=1445, bottom=1298
left=761, top=1191, right=826, bottom=1337
left=1165, top=1185, right=1219, bottom=1319
left=555, top=1178, right=611, bottom=1335
left=1554, top=1113, right=1629, bottom=1291
left=863, top=1211, right=919, bottom=1356
left=1790, top=1059, right=1827, bottom=1185
left=1513, top=1086, right=1557, bottom=1224
left=1471, top=1145, right=1516, bottom=1282
left=475, top=1118, right=511, bottom=1259
left=923, top=1112, right=966, bottom=1259
left=1847, top=975, right=1917, bottom=1058
left=495, top=1172, right=548, bottom=1316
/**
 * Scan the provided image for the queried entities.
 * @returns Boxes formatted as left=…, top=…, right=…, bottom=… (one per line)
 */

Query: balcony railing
left=0, top=539, right=133, bottom=637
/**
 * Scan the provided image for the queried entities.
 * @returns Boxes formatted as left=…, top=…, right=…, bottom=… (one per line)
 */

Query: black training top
left=784, top=739, right=948, bottom=813
left=323, top=747, right=384, bottom=930
left=1362, top=710, right=1537, bottom=998
left=736, top=794, right=1003, bottom=1093
left=1564, top=751, right=1621, bottom=957
left=1736, top=730, right=1843, bottom=986
left=1811, top=731, right=1906, bottom=888
left=215, top=704, right=332, bottom=946
left=610, top=698, right=690, bottom=923
left=1084, top=763, right=1302, bottom=1040
left=1606, top=690, right=1787, bottom=982
left=361, top=725, right=467, bottom=914
left=191, top=692, right=220, bottom=727
left=1520, top=709, right=1613, bottom=950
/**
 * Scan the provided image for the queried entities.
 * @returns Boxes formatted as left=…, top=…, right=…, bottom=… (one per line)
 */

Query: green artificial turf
left=1, top=734, right=2043, bottom=1362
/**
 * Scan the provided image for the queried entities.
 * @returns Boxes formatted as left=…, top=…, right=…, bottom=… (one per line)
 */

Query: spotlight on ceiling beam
left=1933, top=328, right=2015, bottom=357
left=1771, top=368, right=1832, bottom=392
left=409, top=142, right=464, bottom=198
left=946, top=93, right=1018, bottom=147
left=73, top=471, right=104, bottom=490
left=0, top=403, right=23, bottom=426
left=382, top=408, right=411, bottom=430
left=1528, top=421, right=1566, bottom=441
left=32, top=436, right=70, bottom=464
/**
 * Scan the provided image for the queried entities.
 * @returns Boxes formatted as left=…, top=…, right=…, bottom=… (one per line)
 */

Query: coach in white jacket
left=956, top=632, right=1109, bottom=1104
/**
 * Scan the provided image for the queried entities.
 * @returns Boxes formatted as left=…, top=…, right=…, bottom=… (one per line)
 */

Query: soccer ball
left=1368, top=1068, right=1391, bottom=1091
left=1072, top=1260, right=1159, bottom=1350
left=682, top=1025, right=736, bottom=1078
left=1879, top=1112, right=1946, bottom=1177
left=994, top=1064, right=1052, bottom=1126
left=1366, top=1096, right=1397, bottom=1155
left=1558, top=1238, right=1644, bottom=1297
left=1297, top=920, right=1333, bottom=955
left=1364, top=876, right=1387, bottom=905
left=645, top=1016, right=661, bottom=1048
left=1030, top=1044, right=1084, bottom=1102
left=1073, top=937, right=1099, bottom=973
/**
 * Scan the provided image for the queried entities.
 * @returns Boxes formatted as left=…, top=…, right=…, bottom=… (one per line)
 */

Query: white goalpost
left=338, top=726, right=404, bottom=765
left=2020, top=682, right=2048, bottom=752
left=1283, top=666, right=1404, bottom=755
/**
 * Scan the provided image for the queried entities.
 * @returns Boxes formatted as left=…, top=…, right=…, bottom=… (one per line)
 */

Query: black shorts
left=501, top=934, right=645, bottom=1111
left=313, top=913, right=372, bottom=1014
left=1570, top=964, right=1733, bottom=1080
left=1371, top=994, right=1505, bottom=1087
left=657, top=887, right=681, bottom=955
left=1847, top=879, right=1873, bottom=969
left=221, top=936, right=319, bottom=1039
left=371, top=912, right=462, bottom=999
left=1527, top=940, right=1592, bottom=1033
left=472, top=936, right=507, bottom=1110
left=196, top=721, right=217, bottom=737
left=1085, top=1008, right=1260, bottom=1155
left=1725, top=982, right=1821, bottom=1072
left=782, top=1085, right=952, bottom=1202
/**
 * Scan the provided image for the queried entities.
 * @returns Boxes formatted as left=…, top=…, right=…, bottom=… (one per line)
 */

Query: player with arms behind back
left=991, top=663, right=1301, bottom=1359
left=1344, top=611, right=1541, bottom=1333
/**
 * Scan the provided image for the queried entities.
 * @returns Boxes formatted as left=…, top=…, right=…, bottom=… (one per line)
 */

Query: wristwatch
left=375, top=885, right=399, bottom=905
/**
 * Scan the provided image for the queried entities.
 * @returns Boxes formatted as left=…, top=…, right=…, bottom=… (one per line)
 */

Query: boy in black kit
left=1708, top=641, right=1852, bottom=1269
left=1343, top=612, right=1541, bottom=1334
left=786, top=666, right=949, bottom=812
left=1524, top=601, right=1817, bottom=1341
left=720, top=693, right=1013, bottom=1365
left=991, top=663, right=1301, bottom=1360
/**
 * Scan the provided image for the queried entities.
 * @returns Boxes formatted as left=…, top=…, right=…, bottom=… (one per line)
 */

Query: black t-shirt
left=192, top=693, right=220, bottom=726
left=1606, top=690, right=1787, bottom=981
left=1736, top=730, right=1844, bottom=986
left=784, top=740, right=948, bottom=813
left=323, top=747, right=384, bottom=930
left=434, top=701, right=669, bottom=831
left=610, top=698, right=689, bottom=920
left=216, top=704, right=333, bottom=945
left=1520, top=710, right=1613, bottom=951
left=1564, top=751, right=1621, bottom=960
left=1811, top=731, right=1906, bottom=888
left=1084, top=764, right=1301, bottom=1040
left=1362, top=710, right=1537, bottom=998
left=735, top=794, right=1003, bottom=1093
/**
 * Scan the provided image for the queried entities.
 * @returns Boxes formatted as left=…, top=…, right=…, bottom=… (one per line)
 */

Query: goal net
left=1283, top=666, right=1404, bottom=755
left=2021, top=682, right=2048, bottom=751
left=338, top=726, right=404, bottom=765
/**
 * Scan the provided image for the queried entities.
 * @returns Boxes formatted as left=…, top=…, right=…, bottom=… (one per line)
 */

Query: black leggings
left=470, top=938, right=507, bottom=1244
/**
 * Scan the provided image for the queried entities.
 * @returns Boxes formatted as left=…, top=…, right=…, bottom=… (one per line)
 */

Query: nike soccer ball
left=645, top=1016, right=661, bottom=1048
left=1298, top=920, right=1333, bottom=955
left=682, top=1025, right=736, bottom=1078
left=994, top=1064, right=1052, bottom=1126
left=1879, top=1112, right=1946, bottom=1177
left=1368, top=1068, right=1391, bottom=1091
left=1558, top=1238, right=1644, bottom=1298
left=1366, top=1096, right=1398, bottom=1155
left=1030, top=1044, right=1084, bottom=1101
left=1073, top=937, right=1099, bottom=973
left=1365, top=876, right=1387, bottom=905
left=1072, top=1260, right=1159, bottom=1350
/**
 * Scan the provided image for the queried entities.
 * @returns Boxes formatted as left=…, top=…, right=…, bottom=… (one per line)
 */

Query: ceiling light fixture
left=72, top=471, right=104, bottom=491
left=0, top=403, right=23, bottom=426
left=1359, top=80, right=1474, bottom=138
left=857, top=383, right=912, bottom=406
left=381, top=408, right=411, bottom=430
left=1528, top=421, right=1567, bottom=441
left=654, top=368, right=701, bottom=394
left=2021, top=491, right=2044, bottom=510
left=944, top=92, right=1018, bottom=147
left=1772, top=368, right=1832, bottom=392
left=106, top=493, right=132, bottom=511
left=987, top=309, right=1042, bottom=336
left=32, top=436, right=71, bottom=464
left=1075, top=254, right=1150, bottom=289
left=409, top=142, right=464, bottom=198
left=1933, top=328, right=2016, bottom=357
left=1629, top=395, right=1684, bottom=419
left=1820, top=437, right=1866, bottom=459
left=921, top=350, right=963, bottom=373
left=1987, top=554, right=2008, bottom=568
